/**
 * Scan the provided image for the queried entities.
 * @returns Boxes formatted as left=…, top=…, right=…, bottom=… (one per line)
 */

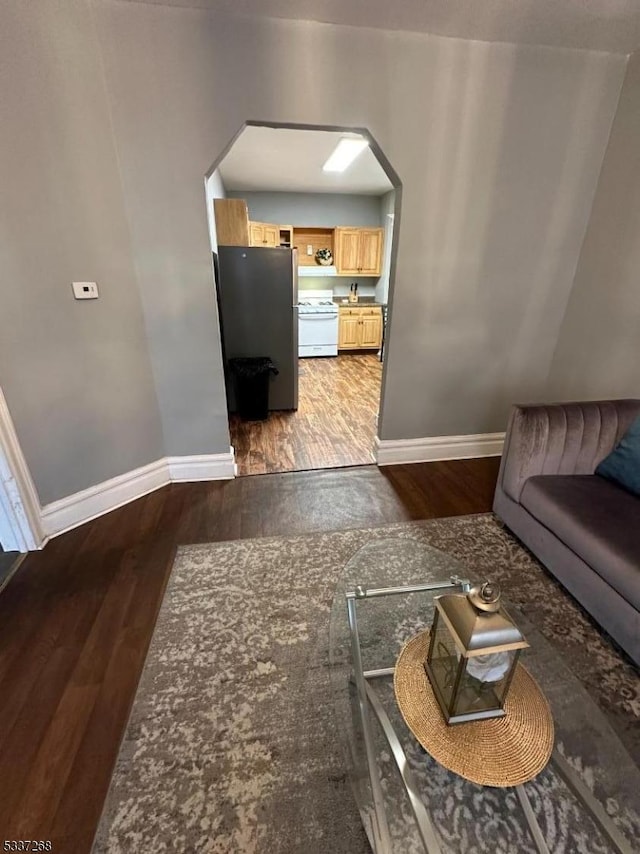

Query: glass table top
left=328, top=538, right=640, bottom=854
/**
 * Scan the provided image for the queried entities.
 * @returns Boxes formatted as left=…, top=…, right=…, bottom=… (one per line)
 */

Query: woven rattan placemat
left=394, top=630, right=554, bottom=787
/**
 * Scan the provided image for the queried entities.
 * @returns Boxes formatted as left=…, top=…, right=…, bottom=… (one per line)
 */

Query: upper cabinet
left=249, top=221, right=279, bottom=247
left=278, top=226, right=293, bottom=248
left=335, top=227, right=384, bottom=276
left=335, top=228, right=360, bottom=272
left=214, top=199, right=250, bottom=246
left=214, top=200, right=385, bottom=275
left=359, top=229, right=384, bottom=275
left=250, top=222, right=294, bottom=248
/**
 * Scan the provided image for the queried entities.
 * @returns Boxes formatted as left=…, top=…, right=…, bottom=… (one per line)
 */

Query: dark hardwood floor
left=0, top=546, right=22, bottom=593
left=229, top=354, right=383, bottom=475
left=0, top=458, right=500, bottom=851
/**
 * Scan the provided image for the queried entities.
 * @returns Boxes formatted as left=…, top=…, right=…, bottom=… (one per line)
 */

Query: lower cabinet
left=338, top=306, right=383, bottom=351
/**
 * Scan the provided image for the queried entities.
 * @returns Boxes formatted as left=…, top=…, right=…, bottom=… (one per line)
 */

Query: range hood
left=298, top=266, right=337, bottom=277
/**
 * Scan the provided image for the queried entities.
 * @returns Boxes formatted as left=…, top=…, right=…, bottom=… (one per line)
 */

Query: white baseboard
left=41, top=449, right=236, bottom=539
left=41, top=459, right=170, bottom=538
left=168, top=451, right=236, bottom=481
left=375, top=432, right=505, bottom=466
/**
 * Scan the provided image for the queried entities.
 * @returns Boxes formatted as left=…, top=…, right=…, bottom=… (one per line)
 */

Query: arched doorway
left=205, top=122, right=402, bottom=476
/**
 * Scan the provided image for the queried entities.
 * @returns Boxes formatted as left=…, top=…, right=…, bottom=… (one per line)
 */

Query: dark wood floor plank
left=48, top=540, right=177, bottom=849
left=13, top=547, right=142, bottom=837
left=0, top=535, right=121, bottom=738
left=0, top=460, right=500, bottom=850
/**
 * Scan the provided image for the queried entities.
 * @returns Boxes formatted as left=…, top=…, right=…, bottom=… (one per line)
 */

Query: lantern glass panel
left=427, top=609, right=460, bottom=709
left=452, top=649, right=518, bottom=717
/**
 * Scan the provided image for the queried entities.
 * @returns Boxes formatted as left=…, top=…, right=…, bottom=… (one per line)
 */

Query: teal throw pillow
left=596, top=415, right=640, bottom=497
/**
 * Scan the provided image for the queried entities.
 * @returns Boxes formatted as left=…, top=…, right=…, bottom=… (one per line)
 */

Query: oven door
left=298, top=312, right=339, bottom=357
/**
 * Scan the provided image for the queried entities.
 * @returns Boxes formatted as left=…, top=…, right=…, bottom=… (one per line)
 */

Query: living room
left=0, top=1, right=639, bottom=851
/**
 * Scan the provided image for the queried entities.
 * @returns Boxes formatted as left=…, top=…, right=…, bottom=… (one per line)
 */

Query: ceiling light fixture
left=322, top=137, right=369, bottom=173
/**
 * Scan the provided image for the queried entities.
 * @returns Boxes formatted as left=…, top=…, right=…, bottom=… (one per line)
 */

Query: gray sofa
left=493, top=399, right=640, bottom=666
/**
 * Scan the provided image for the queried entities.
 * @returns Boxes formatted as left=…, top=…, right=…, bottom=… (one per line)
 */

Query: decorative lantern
left=424, top=581, right=529, bottom=725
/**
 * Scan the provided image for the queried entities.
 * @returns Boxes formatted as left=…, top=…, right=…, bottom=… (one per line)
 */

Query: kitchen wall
left=0, top=0, right=630, bottom=507
left=548, top=51, right=640, bottom=402
left=330, top=281, right=376, bottom=298
left=0, top=0, right=165, bottom=505
left=205, top=169, right=227, bottom=252
left=299, top=278, right=376, bottom=298
left=227, top=190, right=384, bottom=228
left=376, top=190, right=396, bottom=304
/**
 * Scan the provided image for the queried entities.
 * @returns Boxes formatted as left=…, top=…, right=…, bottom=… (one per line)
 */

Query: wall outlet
left=72, top=281, right=99, bottom=300
left=307, top=244, right=313, bottom=256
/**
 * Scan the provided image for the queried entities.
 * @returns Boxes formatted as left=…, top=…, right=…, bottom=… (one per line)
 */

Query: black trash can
left=228, top=357, right=279, bottom=421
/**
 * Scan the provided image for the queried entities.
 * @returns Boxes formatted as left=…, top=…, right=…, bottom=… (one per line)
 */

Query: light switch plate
left=72, top=281, right=99, bottom=299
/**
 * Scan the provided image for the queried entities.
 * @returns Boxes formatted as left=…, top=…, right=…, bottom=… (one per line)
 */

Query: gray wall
left=377, top=43, right=626, bottom=439
left=548, top=51, right=640, bottom=402
left=205, top=169, right=227, bottom=252
left=0, top=0, right=164, bottom=505
left=376, top=191, right=396, bottom=304
left=227, top=191, right=383, bottom=228
left=93, top=2, right=623, bottom=441
left=96, top=3, right=231, bottom=458
left=0, top=0, right=630, bottom=508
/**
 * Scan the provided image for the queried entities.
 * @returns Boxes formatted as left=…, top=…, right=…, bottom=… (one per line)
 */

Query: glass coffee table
left=329, top=539, right=640, bottom=854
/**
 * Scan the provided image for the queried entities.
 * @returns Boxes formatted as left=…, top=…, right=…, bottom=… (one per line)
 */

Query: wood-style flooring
left=0, top=459, right=500, bottom=852
left=0, top=546, right=21, bottom=592
left=229, top=354, right=382, bottom=475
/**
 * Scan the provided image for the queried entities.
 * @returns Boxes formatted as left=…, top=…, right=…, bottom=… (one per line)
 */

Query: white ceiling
left=120, top=0, right=640, bottom=54
left=217, top=126, right=394, bottom=194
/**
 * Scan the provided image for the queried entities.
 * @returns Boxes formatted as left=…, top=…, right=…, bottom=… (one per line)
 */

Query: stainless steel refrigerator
left=215, top=246, right=299, bottom=412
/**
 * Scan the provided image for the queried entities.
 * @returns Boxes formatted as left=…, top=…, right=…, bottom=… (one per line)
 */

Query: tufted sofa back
left=500, top=400, right=640, bottom=503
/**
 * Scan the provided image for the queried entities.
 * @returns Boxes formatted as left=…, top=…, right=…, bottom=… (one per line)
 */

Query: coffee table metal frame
left=345, top=575, right=633, bottom=854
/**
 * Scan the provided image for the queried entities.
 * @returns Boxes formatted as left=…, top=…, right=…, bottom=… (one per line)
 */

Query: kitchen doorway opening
left=205, top=122, right=401, bottom=476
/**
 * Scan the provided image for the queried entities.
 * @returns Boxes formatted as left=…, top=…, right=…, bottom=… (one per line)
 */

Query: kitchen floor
left=229, top=353, right=383, bottom=475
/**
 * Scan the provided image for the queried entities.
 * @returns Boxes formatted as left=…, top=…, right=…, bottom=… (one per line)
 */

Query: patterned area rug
left=93, top=514, right=640, bottom=853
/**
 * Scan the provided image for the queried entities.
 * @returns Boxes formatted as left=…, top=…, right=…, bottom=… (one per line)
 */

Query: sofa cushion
left=596, top=415, right=640, bottom=497
left=520, top=475, right=640, bottom=611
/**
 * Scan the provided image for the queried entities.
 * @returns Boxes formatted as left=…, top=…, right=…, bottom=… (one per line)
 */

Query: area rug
left=93, top=514, right=640, bottom=853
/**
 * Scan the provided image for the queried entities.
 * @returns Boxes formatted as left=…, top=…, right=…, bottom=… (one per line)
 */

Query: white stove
left=298, top=290, right=339, bottom=357
left=298, top=299, right=336, bottom=313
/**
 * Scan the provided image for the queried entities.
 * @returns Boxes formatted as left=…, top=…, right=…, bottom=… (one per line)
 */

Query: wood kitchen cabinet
left=335, top=227, right=384, bottom=276
left=214, top=199, right=250, bottom=246
left=338, top=306, right=383, bottom=350
left=214, top=198, right=289, bottom=249
left=338, top=313, right=360, bottom=348
left=249, top=221, right=279, bottom=247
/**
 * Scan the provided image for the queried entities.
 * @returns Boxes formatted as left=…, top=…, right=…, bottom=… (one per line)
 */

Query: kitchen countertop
left=333, top=298, right=386, bottom=307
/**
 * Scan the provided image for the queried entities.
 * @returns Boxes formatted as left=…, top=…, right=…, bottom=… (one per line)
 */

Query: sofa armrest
left=498, top=399, right=640, bottom=504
